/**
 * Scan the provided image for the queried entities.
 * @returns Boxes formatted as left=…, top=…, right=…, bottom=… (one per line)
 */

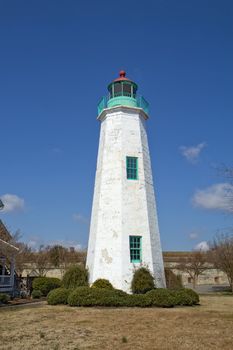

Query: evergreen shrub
left=68, top=287, right=127, bottom=307
left=0, top=293, right=10, bottom=304
left=91, top=279, right=114, bottom=290
left=146, top=288, right=176, bottom=307
left=62, top=265, right=89, bottom=289
left=47, top=288, right=70, bottom=305
left=31, top=289, right=43, bottom=299
left=173, top=288, right=200, bottom=305
left=131, top=267, right=155, bottom=294
left=48, top=286, right=199, bottom=308
left=67, top=287, right=179, bottom=308
left=125, top=294, right=152, bottom=307
left=172, top=289, right=193, bottom=306
left=32, top=277, right=61, bottom=296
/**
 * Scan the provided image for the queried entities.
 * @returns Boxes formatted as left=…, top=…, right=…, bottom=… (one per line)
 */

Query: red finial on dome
left=113, top=70, right=132, bottom=82
left=119, top=70, right=126, bottom=78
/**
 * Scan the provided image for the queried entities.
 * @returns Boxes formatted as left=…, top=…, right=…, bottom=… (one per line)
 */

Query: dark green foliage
left=91, top=278, right=114, bottom=290
left=146, top=288, right=176, bottom=307
left=62, top=265, right=89, bottom=289
left=171, top=289, right=194, bottom=306
left=165, top=268, right=183, bottom=289
left=32, top=277, right=61, bottom=296
left=68, top=287, right=127, bottom=307
left=178, top=288, right=199, bottom=305
left=112, top=289, right=128, bottom=297
left=49, top=245, right=67, bottom=267
left=31, top=289, right=43, bottom=299
left=124, top=294, right=152, bottom=307
left=47, top=288, right=70, bottom=305
left=48, top=286, right=199, bottom=308
left=131, top=267, right=155, bottom=294
left=0, top=293, right=10, bottom=304
left=68, top=287, right=164, bottom=308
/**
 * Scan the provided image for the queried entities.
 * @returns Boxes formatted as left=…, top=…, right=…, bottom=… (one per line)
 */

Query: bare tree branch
left=209, top=233, right=233, bottom=292
left=176, top=251, right=208, bottom=288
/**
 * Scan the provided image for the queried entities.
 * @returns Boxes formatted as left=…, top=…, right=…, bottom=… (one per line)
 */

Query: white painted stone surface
left=86, top=105, right=166, bottom=292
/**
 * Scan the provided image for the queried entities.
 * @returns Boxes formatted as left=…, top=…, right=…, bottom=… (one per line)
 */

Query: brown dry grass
left=1, top=295, right=233, bottom=350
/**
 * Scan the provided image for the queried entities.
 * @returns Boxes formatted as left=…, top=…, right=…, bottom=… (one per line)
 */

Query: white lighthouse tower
left=86, top=71, right=166, bottom=292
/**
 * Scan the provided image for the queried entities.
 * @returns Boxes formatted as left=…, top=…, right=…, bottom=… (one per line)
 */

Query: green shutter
left=129, top=236, right=142, bottom=263
left=126, top=156, right=138, bottom=180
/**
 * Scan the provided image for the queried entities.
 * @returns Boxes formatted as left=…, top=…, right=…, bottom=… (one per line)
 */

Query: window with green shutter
left=129, top=236, right=142, bottom=263
left=126, top=156, right=138, bottom=180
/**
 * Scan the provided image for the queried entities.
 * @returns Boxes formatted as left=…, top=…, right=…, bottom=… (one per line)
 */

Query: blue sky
left=0, top=0, right=232, bottom=251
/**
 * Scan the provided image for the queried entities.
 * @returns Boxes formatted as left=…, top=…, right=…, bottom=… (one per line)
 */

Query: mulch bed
left=0, top=297, right=46, bottom=307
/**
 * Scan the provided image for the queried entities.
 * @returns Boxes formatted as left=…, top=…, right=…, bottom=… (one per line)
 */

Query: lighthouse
left=86, top=71, right=166, bottom=292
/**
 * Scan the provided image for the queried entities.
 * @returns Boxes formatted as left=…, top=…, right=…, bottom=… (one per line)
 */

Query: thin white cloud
left=72, top=213, right=89, bottom=224
left=189, top=232, right=199, bottom=240
left=194, top=241, right=209, bottom=251
left=180, top=142, right=206, bottom=163
left=192, top=183, right=233, bottom=213
left=27, top=240, right=38, bottom=248
left=27, top=235, right=43, bottom=249
left=1, top=194, right=25, bottom=213
left=51, top=147, right=63, bottom=155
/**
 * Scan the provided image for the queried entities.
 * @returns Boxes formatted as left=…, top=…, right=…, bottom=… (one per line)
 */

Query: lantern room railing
left=97, top=95, right=149, bottom=116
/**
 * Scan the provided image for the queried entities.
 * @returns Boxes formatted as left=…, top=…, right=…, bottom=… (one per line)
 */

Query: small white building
left=86, top=71, right=166, bottom=292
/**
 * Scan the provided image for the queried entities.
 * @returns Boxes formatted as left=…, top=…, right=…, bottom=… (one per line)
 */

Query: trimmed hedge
left=68, top=287, right=126, bottom=307
left=62, top=265, right=89, bottom=289
left=173, top=288, right=200, bottom=306
left=91, top=279, right=114, bottom=290
left=32, top=277, right=61, bottom=296
left=47, top=288, right=70, bottom=305
left=146, top=288, right=176, bottom=307
left=31, top=289, right=43, bottom=299
left=124, top=294, right=152, bottom=307
left=66, top=287, right=199, bottom=308
left=0, top=293, right=10, bottom=304
left=172, top=289, right=194, bottom=306
left=131, top=267, right=155, bottom=294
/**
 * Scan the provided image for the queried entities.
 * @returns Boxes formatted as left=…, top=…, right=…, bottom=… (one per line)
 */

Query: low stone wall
left=20, top=258, right=230, bottom=289
left=164, top=262, right=229, bottom=286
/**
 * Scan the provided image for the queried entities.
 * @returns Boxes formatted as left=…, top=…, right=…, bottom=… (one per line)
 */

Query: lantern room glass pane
left=123, top=82, right=131, bottom=97
left=114, top=82, right=122, bottom=96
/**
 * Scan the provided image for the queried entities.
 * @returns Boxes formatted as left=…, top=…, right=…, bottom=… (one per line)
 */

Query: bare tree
left=14, top=242, right=33, bottom=275
left=7, top=229, right=33, bottom=275
left=48, top=245, right=87, bottom=276
left=209, top=233, right=233, bottom=292
left=48, top=245, right=66, bottom=267
left=177, top=251, right=208, bottom=289
left=33, top=245, right=50, bottom=276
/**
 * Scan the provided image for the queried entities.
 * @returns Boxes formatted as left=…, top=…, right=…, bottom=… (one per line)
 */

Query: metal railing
left=97, top=96, right=108, bottom=115
left=97, top=95, right=149, bottom=115
left=136, top=95, right=149, bottom=115
left=110, top=91, right=136, bottom=98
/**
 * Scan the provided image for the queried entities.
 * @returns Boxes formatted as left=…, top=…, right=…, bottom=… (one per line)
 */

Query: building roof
left=0, top=238, right=19, bottom=256
left=113, top=70, right=133, bottom=83
left=0, top=220, right=12, bottom=242
left=163, top=251, right=197, bottom=263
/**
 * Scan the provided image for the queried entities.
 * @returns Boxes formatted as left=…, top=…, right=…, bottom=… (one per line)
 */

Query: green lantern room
left=97, top=71, right=149, bottom=116
left=107, top=70, right=138, bottom=109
